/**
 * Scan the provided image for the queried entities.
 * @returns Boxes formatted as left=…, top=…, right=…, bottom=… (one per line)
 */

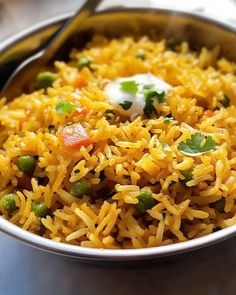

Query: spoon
left=0, top=0, right=101, bottom=100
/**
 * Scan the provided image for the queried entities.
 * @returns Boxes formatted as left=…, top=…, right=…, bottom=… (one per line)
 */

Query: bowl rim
left=0, top=7, right=236, bottom=261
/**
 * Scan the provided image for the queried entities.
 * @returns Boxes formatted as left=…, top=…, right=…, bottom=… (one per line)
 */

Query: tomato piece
left=202, top=110, right=214, bottom=117
left=72, top=106, right=89, bottom=117
left=74, top=74, right=87, bottom=88
left=58, top=123, right=92, bottom=150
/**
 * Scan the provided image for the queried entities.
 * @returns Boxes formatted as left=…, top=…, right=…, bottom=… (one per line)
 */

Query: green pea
left=211, top=198, right=225, bottom=213
left=70, top=180, right=92, bottom=198
left=37, top=71, right=57, bottom=89
left=0, top=194, right=17, bottom=214
left=77, top=57, right=92, bottom=71
left=17, top=156, right=36, bottom=175
left=135, top=189, right=156, bottom=213
left=181, top=169, right=193, bottom=183
left=32, top=201, right=49, bottom=218
left=55, top=100, right=74, bottom=114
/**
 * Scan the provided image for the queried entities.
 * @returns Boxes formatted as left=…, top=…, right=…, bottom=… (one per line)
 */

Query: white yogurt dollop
left=104, top=73, right=171, bottom=116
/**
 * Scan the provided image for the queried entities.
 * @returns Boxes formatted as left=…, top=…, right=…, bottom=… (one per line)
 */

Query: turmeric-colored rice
left=1, top=35, right=236, bottom=249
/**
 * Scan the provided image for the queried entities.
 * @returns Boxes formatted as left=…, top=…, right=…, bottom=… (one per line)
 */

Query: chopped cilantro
left=56, top=100, right=74, bottom=114
left=144, top=88, right=166, bottom=103
left=161, top=142, right=171, bottom=151
left=178, top=133, right=217, bottom=156
left=143, top=87, right=166, bottom=117
left=163, top=116, right=174, bottom=124
left=143, top=95, right=157, bottom=117
left=120, top=80, right=139, bottom=94
left=119, top=100, right=133, bottom=110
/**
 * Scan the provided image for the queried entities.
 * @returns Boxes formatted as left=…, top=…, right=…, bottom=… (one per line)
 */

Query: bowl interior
left=0, top=7, right=236, bottom=261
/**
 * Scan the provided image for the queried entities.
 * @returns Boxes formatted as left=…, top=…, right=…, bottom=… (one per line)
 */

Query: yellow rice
left=0, top=35, right=236, bottom=249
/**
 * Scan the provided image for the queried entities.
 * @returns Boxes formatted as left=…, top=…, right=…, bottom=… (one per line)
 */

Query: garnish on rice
left=178, top=133, right=217, bottom=156
left=58, top=123, right=92, bottom=150
left=104, top=73, right=171, bottom=116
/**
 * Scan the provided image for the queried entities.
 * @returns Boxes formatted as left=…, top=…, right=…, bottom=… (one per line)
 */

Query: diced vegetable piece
left=58, top=123, right=92, bottom=149
left=181, top=169, right=193, bottom=183
left=17, top=156, right=36, bottom=175
left=70, top=179, right=92, bottom=198
left=211, top=198, right=225, bottom=213
left=77, top=57, right=92, bottom=70
left=74, top=74, right=87, bottom=88
left=56, top=100, right=74, bottom=114
left=135, top=49, right=146, bottom=59
left=32, top=201, right=49, bottom=218
left=119, top=101, right=133, bottom=110
left=178, top=133, right=217, bottom=156
left=72, top=106, right=89, bottom=116
left=0, top=194, right=17, bottom=214
left=135, top=189, right=156, bottom=213
left=37, top=71, right=57, bottom=88
left=120, top=80, right=139, bottom=94
left=202, top=110, right=214, bottom=117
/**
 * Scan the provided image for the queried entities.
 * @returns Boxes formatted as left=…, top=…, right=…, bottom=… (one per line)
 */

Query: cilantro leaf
left=120, top=80, right=139, bottom=94
left=161, top=142, right=171, bottom=151
left=143, top=87, right=166, bottom=117
left=163, top=116, right=174, bottom=124
left=56, top=100, right=74, bottom=114
left=119, top=101, right=133, bottom=110
left=178, top=133, right=217, bottom=156
left=143, top=95, right=157, bottom=117
left=144, top=88, right=166, bottom=103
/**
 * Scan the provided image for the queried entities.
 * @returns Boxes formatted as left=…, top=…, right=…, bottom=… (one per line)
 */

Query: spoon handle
left=43, top=0, right=101, bottom=62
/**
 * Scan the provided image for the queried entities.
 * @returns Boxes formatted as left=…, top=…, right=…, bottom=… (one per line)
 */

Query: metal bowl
left=0, top=7, right=236, bottom=261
